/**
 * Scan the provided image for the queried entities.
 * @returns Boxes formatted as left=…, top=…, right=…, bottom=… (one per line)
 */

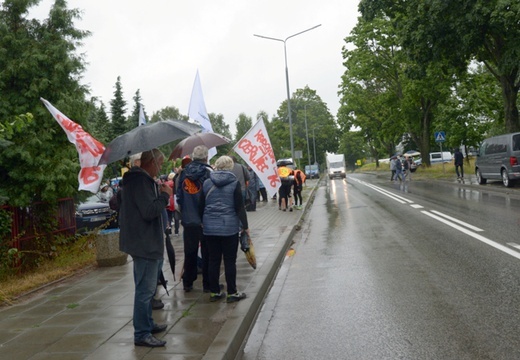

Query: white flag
left=138, top=103, right=146, bottom=126
left=233, top=118, right=279, bottom=197
left=41, top=98, right=106, bottom=193
left=188, top=70, right=217, bottom=160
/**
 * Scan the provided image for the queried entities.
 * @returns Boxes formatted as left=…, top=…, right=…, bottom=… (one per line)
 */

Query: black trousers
left=182, top=226, right=209, bottom=290
left=206, top=233, right=239, bottom=295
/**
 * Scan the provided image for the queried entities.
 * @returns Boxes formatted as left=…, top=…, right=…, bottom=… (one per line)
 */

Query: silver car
left=475, top=132, right=520, bottom=187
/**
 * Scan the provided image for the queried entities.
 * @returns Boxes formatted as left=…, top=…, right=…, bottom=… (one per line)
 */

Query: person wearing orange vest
left=292, top=167, right=306, bottom=210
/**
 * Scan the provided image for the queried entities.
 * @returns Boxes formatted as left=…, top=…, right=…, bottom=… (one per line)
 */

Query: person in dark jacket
left=119, top=148, right=171, bottom=348
left=201, top=155, right=249, bottom=303
left=176, top=146, right=212, bottom=292
left=454, top=148, right=464, bottom=179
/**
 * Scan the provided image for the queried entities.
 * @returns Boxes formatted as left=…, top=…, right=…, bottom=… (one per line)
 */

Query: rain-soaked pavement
left=241, top=174, right=520, bottom=360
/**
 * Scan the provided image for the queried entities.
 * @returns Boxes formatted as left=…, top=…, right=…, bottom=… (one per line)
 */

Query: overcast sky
left=31, top=1, right=360, bottom=136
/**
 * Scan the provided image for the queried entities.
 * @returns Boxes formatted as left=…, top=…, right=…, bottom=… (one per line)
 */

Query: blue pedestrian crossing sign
left=435, top=131, right=446, bottom=143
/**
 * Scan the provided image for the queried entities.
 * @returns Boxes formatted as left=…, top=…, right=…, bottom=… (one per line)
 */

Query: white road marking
left=422, top=211, right=520, bottom=260
left=429, top=210, right=484, bottom=232
left=507, top=243, right=520, bottom=250
left=349, top=176, right=520, bottom=260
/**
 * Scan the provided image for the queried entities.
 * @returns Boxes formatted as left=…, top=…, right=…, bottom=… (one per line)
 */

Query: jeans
left=395, top=168, right=403, bottom=181
left=132, top=256, right=160, bottom=341
left=206, top=234, right=239, bottom=294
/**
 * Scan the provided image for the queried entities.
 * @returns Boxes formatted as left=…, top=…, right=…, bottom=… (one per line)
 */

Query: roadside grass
left=0, top=234, right=96, bottom=306
left=357, top=158, right=475, bottom=180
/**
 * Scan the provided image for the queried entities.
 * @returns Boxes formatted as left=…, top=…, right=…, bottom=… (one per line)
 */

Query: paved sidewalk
left=0, top=179, right=319, bottom=360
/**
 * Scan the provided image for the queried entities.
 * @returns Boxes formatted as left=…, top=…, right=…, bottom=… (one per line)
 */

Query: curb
left=202, top=178, right=322, bottom=360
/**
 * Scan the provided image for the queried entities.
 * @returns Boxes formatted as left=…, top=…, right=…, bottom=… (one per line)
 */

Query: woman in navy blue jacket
left=201, top=155, right=249, bottom=303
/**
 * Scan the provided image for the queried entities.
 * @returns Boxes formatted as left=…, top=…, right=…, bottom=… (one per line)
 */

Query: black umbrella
left=98, top=119, right=201, bottom=165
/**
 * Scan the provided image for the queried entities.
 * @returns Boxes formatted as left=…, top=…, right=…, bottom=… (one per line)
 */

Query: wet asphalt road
left=240, top=174, right=520, bottom=360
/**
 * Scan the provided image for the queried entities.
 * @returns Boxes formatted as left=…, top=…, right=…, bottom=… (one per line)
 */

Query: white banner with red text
left=41, top=98, right=106, bottom=193
left=233, top=118, right=279, bottom=197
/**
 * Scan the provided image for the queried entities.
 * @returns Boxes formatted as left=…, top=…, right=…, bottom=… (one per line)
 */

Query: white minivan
left=429, top=152, right=453, bottom=164
left=475, top=132, right=520, bottom=187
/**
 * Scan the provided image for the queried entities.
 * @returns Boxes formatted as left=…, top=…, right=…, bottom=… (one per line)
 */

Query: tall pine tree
left=109, top=76, right=127, bottom=140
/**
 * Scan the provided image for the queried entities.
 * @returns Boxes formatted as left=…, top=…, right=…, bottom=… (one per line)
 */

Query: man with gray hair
left=176, top=145, right=213, bottom=292
left=119, top=148, right=171, bottom=347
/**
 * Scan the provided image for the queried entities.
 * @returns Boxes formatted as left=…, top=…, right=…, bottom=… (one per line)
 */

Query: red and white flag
left=41, top=98, right=106, bottom=193
left=233, top=118, right=279, bottom=197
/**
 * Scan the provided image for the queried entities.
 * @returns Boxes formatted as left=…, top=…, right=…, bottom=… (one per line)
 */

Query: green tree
left=209, top=113, right=233, bottom=156
left=126, top=89, right=146, bottom=131
left=339, top=130, right=369, bottom=170
left=272, top=86, right=338, bottom=166
left=338, top=15, right=453, bottom=166
left=436, top=64, right=502, bottom=156
left=109, top=76, right=127, bottom=139
left=360, top=0, right=520, bottom=133
left=234, top=113, right=252, bottom=141
left=0, top=0, right=90, bottom=205
left=94, top=101, right=110, bottom=145
left=150, top=106, right=188, bottom=122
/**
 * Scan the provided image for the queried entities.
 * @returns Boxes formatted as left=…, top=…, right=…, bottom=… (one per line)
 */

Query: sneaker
left=227, top=292, right=246, bottom=303
left=289, top=207, right=293, bottom=212
left=210, top=292, right=225, bottom=302
left=135, top=334, right=166, bottom=347
left=152, top=298, right=164, bottom=310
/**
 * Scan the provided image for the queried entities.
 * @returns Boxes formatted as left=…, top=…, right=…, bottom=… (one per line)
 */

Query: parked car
left=75, top=195, right=118, bottom=233
left=305, top=164, right=320, bottom=178
left=430, top=152, right=453, bottom=164
left=475, top=132, right=520, bottom=187
left=277, top=158, right=295, bottom=170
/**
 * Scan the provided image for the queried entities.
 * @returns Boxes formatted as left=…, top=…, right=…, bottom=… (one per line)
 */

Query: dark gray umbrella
left=168, top=132, right=230, bottom=160
left=98, top=119, right=201, bottom=165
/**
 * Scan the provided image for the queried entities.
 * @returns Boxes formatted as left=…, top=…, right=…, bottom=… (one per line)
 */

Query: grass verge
left=0, top=234, right=97, bottom=306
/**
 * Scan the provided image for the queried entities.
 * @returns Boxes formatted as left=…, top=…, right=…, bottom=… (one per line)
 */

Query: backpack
left=278, top=166, right=293, bottom=185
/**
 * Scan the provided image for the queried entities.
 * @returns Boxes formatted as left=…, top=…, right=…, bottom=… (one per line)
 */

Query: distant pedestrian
left=402, top=157, right=409, bottom=181
left=394, top=156, right=403, bottom=182
left=246, top=166, right=259, bottom=211
left=390, top=156, right=397, bottom=181
left=258, top=179, right=268, bottom=202
left=406, top=156, right=413, bottom=181
left=454, top=148, right=464, bottom=179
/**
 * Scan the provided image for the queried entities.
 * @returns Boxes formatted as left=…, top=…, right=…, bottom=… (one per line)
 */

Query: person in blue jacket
left=201, top=155, right=249, bottom=303
left=176, top=146, right=212, bottom=293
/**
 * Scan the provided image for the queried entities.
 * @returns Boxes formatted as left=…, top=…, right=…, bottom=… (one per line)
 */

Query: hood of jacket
left=209, top=170, right=237, bottom=188
left=184, top=161, right=211, bottom=181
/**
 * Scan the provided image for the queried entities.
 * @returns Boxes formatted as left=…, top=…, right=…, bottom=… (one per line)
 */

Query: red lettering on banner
left=237, top=129, right=276, bottom=174
left=57, top=114, right=104, bottom=156
left=79, top=166, right=101, bottom=185
left=76, top=134, right=105, bottom=157
left=268, top=174, right=280, bottom=188
left=254, top=129, right=275, bottom=162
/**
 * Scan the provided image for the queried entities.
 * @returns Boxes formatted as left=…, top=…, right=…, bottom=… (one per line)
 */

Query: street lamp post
left=254, top=24, right=321, bottom=160
left=312, top=127, right=317, bottom=165
left=304, top=104, right=311, bottom=167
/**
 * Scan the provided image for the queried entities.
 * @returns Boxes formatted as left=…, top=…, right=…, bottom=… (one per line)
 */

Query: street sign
left=435, top=131, right=446, bottom=143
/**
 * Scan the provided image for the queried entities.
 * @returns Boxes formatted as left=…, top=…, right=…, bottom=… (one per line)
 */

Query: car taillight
left=510, top=156, right=518, bottom=166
